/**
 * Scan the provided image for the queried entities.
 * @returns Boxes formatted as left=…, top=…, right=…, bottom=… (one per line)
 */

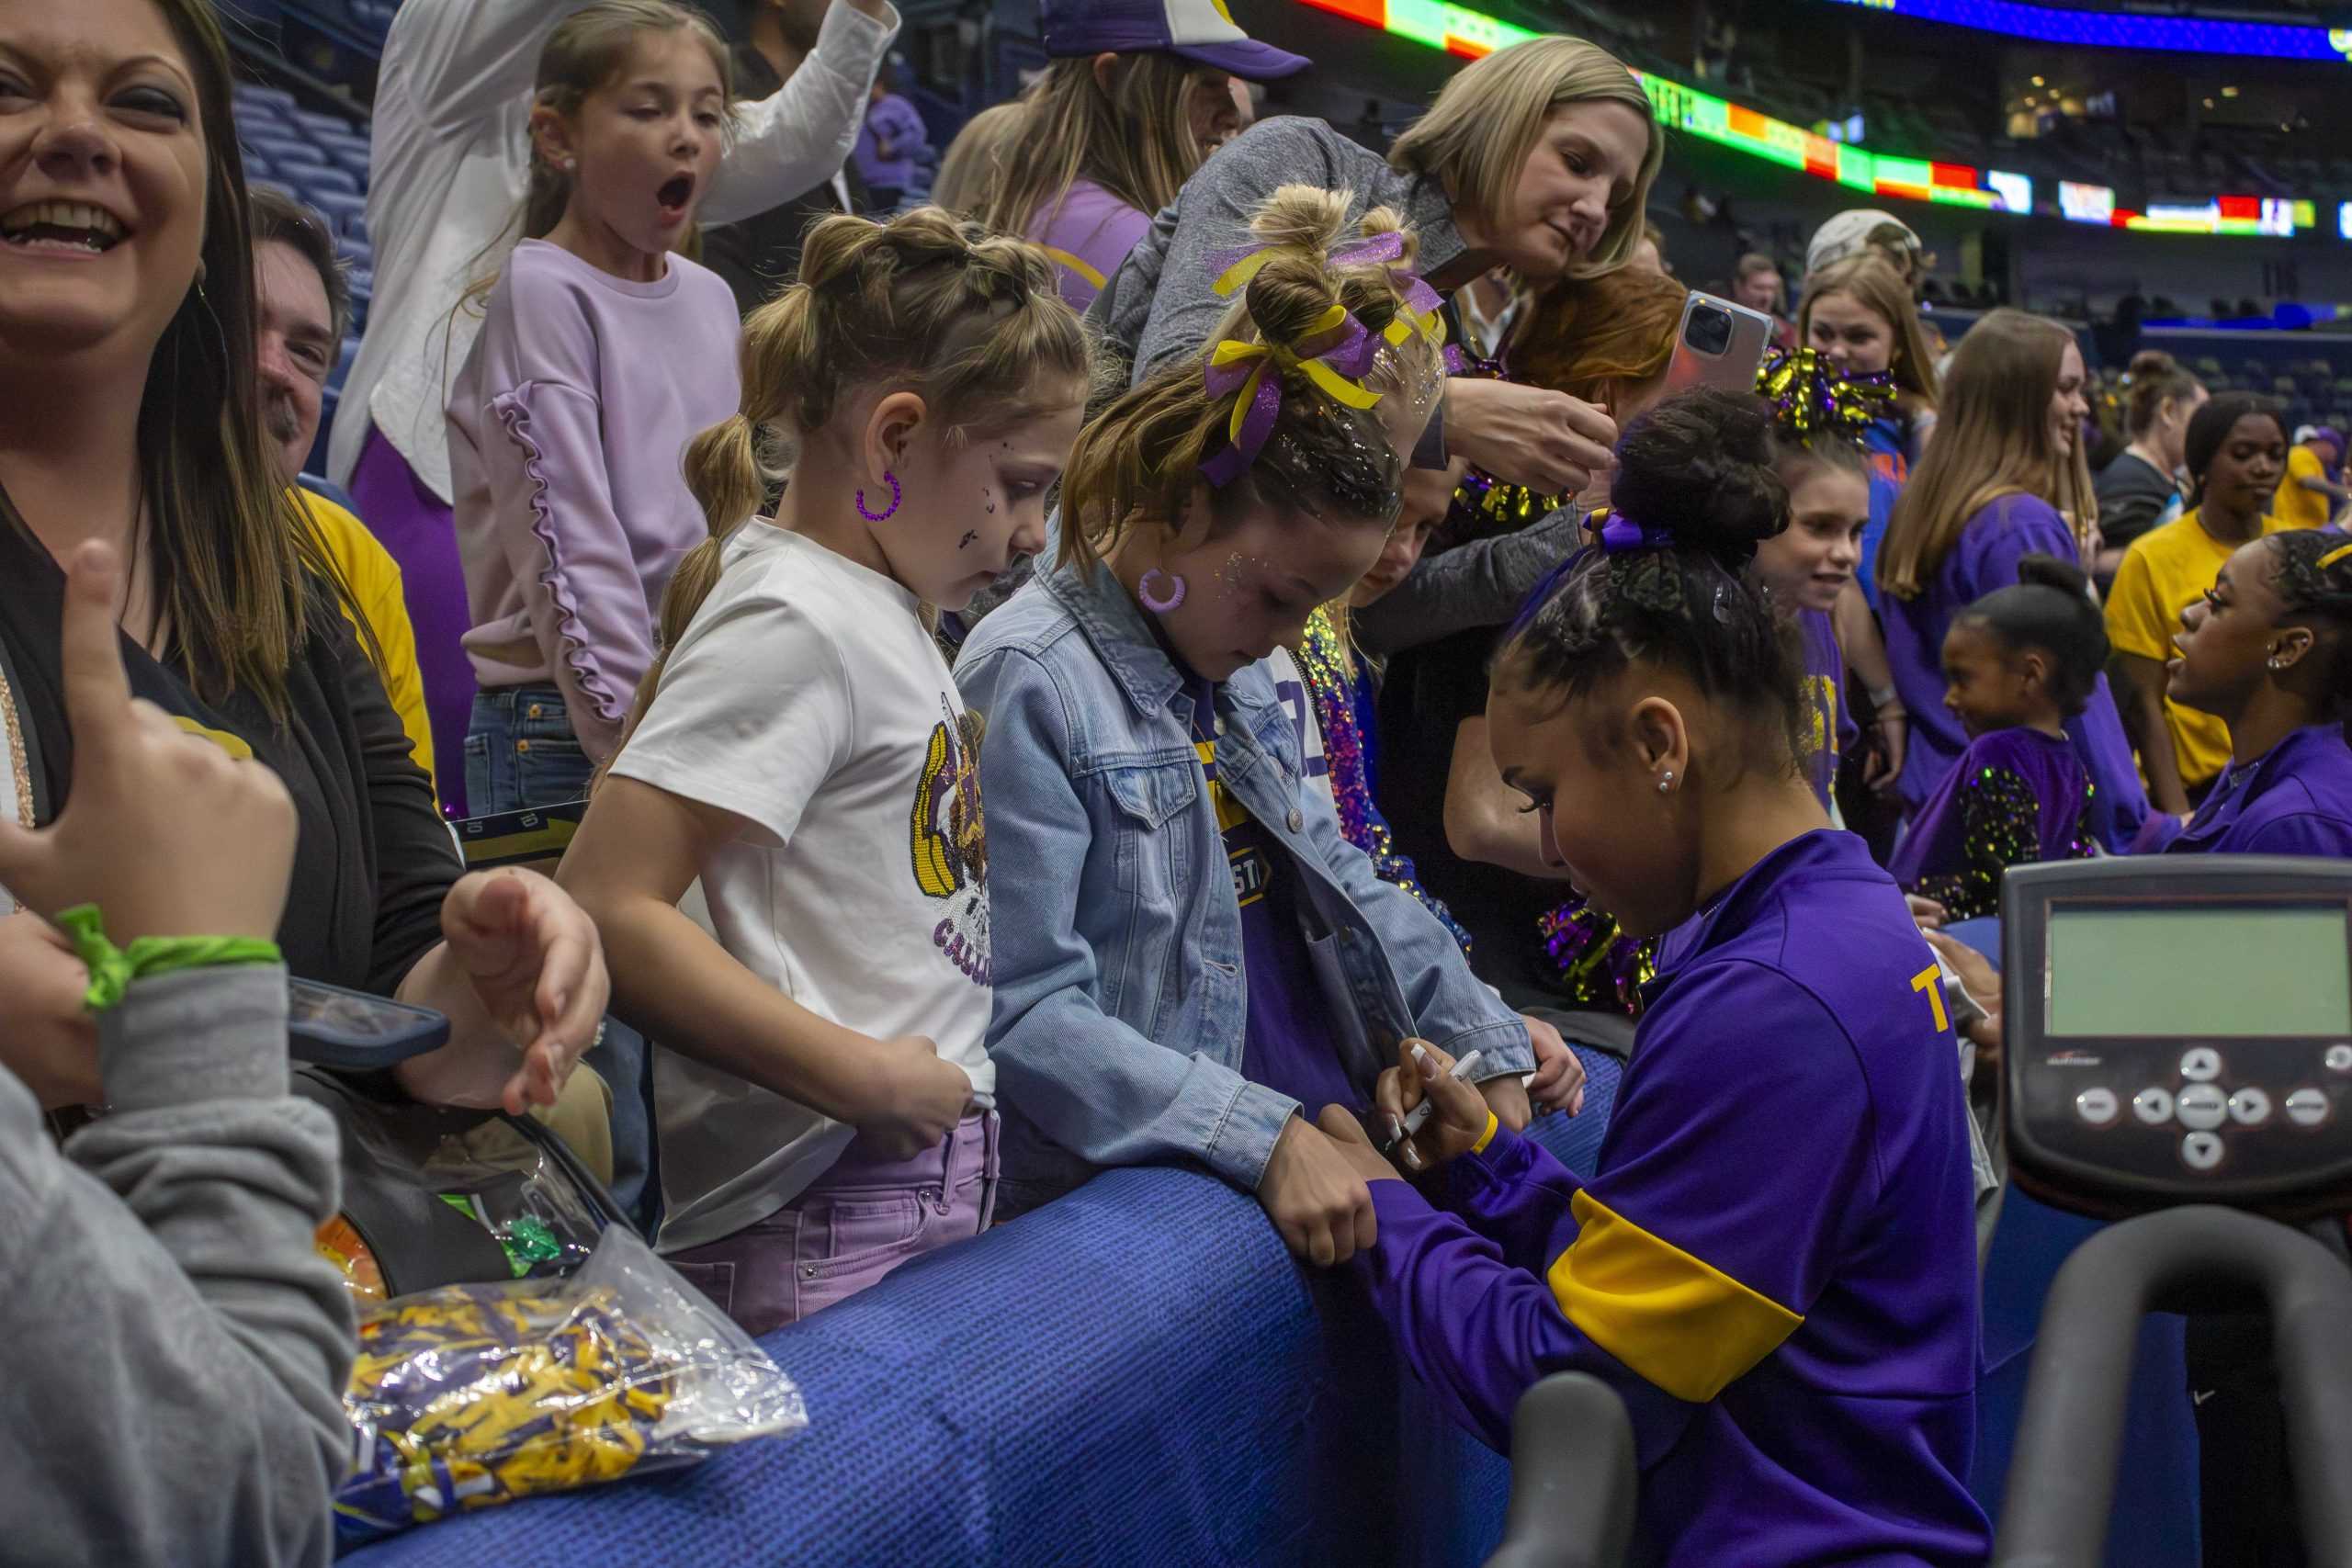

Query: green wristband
left=55, top=905, right=283, bottom=1013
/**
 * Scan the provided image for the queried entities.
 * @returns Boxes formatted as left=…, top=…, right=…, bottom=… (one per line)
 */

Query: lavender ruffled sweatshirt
left=448, top=238, right=742, bottom=761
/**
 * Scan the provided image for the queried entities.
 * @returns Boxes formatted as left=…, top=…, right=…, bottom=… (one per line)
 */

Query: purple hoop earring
left=1138, top=569, right=1187, bottom=614
left=856, top=470, right=901, bottom=524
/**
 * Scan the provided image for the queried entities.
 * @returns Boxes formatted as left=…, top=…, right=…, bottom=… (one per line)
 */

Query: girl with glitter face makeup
left=958, top=188, right=1584, bottom=1267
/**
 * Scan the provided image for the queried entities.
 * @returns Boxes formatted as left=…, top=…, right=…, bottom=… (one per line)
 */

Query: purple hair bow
left=1596, top=514, right=1677, bottom=554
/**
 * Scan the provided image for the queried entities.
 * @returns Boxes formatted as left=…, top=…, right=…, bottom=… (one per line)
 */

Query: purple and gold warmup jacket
left=1359, top=831, right=1990, bottom=1567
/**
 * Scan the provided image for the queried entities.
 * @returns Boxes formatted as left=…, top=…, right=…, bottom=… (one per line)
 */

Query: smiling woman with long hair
left=0, top=0, right=607, bottom=1124
left=1875, top=309, right=2149, bottom=849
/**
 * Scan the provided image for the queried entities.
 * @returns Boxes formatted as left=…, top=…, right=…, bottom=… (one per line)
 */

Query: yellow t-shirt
left=2104, top=507, right=2292, bottom=789
left=292, top=490, right=437, bottom=794
left=2273, top=445, right=2335, bottom=531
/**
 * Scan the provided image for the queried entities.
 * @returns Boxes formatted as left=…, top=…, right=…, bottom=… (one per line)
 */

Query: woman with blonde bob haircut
left=1876, top=309, right=2148, bottom=849
left=1385, top=36, right=1666, bottom=283
left=1095, top=35, right=1661, bottom=509
left=1080, top=34, right=1662, bottom=672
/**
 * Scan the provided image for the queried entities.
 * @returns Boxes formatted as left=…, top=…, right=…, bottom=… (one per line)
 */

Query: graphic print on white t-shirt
left=913, top=694, right=989, bottom=986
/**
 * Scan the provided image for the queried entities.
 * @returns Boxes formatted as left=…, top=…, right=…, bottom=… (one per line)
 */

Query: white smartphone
left=1662, top=291, right=1778, bottom=400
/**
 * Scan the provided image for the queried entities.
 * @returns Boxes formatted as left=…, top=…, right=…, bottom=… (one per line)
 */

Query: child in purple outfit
left=1890, top=555, right=2102, bottom=921
left=853, top=66, right=927, bottom=213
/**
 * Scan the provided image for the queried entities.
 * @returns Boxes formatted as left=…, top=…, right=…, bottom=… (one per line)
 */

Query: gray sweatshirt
left=1087, top=117, right=1571, bottom=651
left=0, top=966, right=355, bottom=1567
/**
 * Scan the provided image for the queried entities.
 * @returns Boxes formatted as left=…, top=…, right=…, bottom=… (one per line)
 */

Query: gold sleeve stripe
left=1547, top=1189, right=1804, bottom=1404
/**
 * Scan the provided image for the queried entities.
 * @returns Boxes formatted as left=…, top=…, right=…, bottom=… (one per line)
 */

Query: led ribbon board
left=1297, top=0, right=2320, bottom=237
left=1816, top=0, right=2352, bottom=65
left=1300, top=0, right=2030, bottom=210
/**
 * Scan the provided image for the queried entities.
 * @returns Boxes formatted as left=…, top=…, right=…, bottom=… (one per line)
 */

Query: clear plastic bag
left=333, top=1227, right=807, bottom=1548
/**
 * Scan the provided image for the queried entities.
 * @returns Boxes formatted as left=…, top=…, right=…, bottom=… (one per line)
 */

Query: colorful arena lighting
left=1295, top=0, right=2328, bottom=238
left=1815, top=0, right=2352, bottom=65
left=2060, top=186, right=2314, bottom=235
left=1297, top=0, right=2035, bottom=214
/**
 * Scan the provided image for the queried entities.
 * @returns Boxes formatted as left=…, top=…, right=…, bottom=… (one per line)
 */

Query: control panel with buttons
left=2002, top=858, right=2352, bottom=1220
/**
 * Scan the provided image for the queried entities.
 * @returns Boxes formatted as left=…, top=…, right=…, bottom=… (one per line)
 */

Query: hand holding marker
left=1387, top=1045, right=1483, bottom=1150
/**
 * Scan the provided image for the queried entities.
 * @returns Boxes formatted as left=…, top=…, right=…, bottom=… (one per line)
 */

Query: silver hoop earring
left=2268, top=655, right=2290, bottom=671
left=1657, top=770, right=1676, bottom=794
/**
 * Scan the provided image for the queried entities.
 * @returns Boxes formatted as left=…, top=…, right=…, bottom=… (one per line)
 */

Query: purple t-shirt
left=1026, top=178, right=1155, bottom=312
left=2165, top=724, right=2352, bottom=858
left=1798, top=609, right=1857, bottom=813
left=853, top=93, right=925, bottom=190
left=1882, top=493, right=2150, bottom=852
left=1184, top=677, right=1360, bottom=1122
left=1887, top=727, right=2095, bottom=920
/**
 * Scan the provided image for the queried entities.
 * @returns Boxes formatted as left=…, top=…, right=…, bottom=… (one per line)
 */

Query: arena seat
left=341, top=1049, right=1625, bottom=1568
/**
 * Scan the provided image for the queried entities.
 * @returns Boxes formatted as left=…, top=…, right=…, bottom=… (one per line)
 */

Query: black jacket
left=701, top=43, right=870, bottom=316
left=0, top=518, right=460, bottom=996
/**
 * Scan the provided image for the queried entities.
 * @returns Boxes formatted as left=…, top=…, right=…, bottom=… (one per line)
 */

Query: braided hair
left=2267, top=531, right=2352, bottom=732
left=1498, top=388, right=1810, bottom=772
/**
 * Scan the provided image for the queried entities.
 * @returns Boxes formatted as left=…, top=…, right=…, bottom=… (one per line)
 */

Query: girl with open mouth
left=445, top=1, right=746, bottom=817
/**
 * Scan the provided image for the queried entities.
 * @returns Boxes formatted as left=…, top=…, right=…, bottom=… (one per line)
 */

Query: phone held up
left=1662, top=291, right=1777, bottom=400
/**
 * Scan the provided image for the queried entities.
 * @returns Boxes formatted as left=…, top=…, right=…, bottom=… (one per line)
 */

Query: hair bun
left=2127, top=349, right=2179, bottom=381
left=1610, top=389, right=1789, bottom=563
left=2016, top=551, right=2090, bottom=601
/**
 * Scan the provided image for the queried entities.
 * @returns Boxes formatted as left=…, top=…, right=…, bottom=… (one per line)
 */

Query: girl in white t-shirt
left=560, top=208, right=1091, bottom=1334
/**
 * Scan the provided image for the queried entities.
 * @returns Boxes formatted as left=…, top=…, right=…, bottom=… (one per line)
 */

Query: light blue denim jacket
left=955, top=557, right=1532, bottom=1212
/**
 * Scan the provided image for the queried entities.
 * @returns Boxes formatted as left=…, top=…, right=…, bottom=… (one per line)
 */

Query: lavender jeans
left=666, top=1111, right=998, bottom=1337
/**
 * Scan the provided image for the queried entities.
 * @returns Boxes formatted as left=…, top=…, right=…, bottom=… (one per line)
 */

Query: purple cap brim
left=1044, top=6, right=1310, bottom=82
left=1166, top=36, right=1312, bottom=81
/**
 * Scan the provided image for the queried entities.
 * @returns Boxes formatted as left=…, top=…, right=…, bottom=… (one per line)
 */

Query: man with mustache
left=250, top=188, right=437, bottom=798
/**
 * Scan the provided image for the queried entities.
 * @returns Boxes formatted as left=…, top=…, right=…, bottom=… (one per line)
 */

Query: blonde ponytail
left=595, top=207, right=1094, bottom=787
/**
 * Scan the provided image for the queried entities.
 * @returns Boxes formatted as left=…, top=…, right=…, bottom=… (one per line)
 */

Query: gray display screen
left=2047, top=904, right=2352, bottom=1037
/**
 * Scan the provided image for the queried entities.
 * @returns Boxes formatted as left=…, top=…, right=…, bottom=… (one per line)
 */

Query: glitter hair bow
left=1200, top=304, right=1385, bottom=487
left=1197, top=231, right=1453, bottom=487
left=1208, top=230, right=1451, bottom=351
left=1755, top=346, right=1895, bottom=449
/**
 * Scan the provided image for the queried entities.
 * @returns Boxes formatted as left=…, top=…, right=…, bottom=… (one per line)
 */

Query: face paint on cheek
left=958, top=530, right=978, bottom=548
left=1218, top=553, right=1279, bottom=606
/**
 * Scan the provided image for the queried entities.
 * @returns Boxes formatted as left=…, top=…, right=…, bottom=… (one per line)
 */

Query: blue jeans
left=465, top=683, right=594, bottom=815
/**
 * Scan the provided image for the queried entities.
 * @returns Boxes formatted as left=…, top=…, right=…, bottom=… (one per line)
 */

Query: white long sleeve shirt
left=327, top=0, right=898, bottom=501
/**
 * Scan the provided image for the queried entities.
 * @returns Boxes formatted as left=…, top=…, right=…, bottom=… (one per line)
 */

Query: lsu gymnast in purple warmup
left=1315, top=389, right=1990, bottom=1567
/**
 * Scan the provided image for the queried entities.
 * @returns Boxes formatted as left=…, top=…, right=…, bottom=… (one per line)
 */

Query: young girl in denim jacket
left=956, top=188, right=1580, bottom=1267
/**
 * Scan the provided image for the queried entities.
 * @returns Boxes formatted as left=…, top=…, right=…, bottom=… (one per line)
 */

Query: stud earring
left=2268, top=654, right=2290, bottom=671
left=1657, top=770, right=1676, bottom=794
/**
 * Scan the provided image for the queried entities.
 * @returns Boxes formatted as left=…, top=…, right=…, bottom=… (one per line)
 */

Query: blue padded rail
left=346, top=1048, right=1625, bottom=1568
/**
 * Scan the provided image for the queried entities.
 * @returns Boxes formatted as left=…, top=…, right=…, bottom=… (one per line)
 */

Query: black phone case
left=287, top=980, right=453, bottom=1069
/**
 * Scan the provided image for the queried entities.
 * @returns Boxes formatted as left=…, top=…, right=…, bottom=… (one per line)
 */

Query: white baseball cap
left=1807, top=209, right=1924, bottom=278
